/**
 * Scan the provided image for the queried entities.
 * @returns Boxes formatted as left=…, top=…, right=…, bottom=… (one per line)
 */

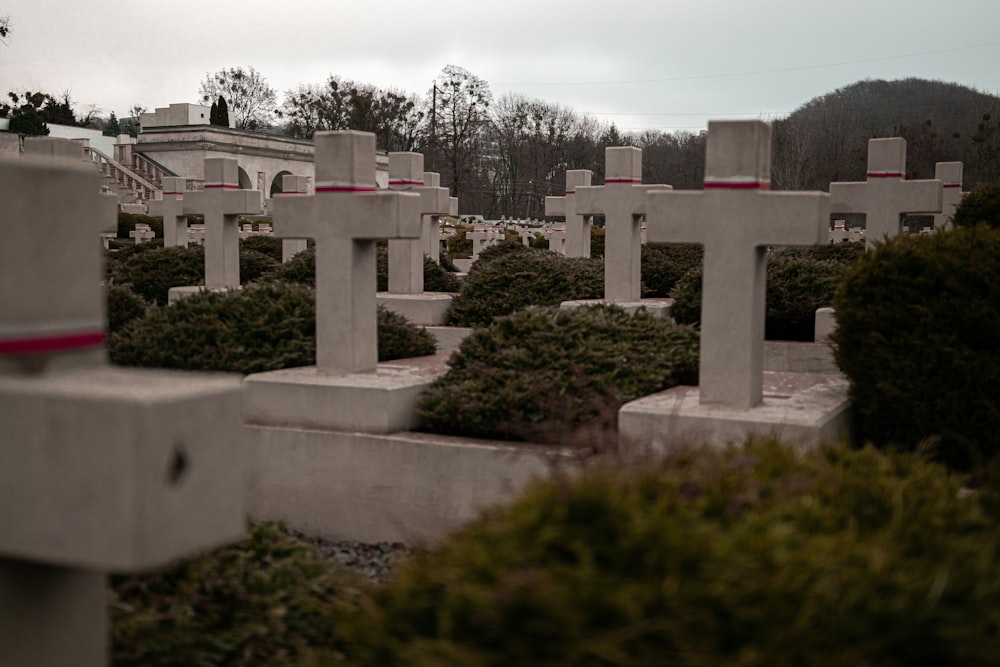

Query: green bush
left=118, top=212, right=163, bottom=239
left=590, top=226, right=605, bottom=258
left=264, top=247, right=315, bottom=286
left=111, top=521, right=355, bottom=667
left=832, top=226, right=1000, bottom=470
left=378, top=305, right=437, bottom=361
left=106, top=245, right=204, bottom=306
left=447, top=227, right=473, bottom=257
left=339, top=441, right=1000, bottom=666
left=240, top=248, right=281, bottom=284
left=422, top=256, right=462, bottom=292
left=418, top=305, right=698, bottom=443
left=670, top=247, right=857, bottom=341
left=240, top=235, right=283, bottom=262
left=110, top=283, right=435, bottom=373
left=445, top=249, right=604, bottom=327
left=641, top=244, right=703, bottom=297
left=106, top=283, right=149, bottom=336
left=952, top=178, right=1000, bottom=229
left=466, top=240, right=531, bottom=275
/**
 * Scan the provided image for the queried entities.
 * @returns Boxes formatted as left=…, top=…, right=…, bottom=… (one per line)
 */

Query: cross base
left=376, top=292, right=454, bottom=326
left=618, top=372, right=851, bottom=451
left=243, top=355, right=451, bottom=434
left=559, top=298, right=673, bottom=319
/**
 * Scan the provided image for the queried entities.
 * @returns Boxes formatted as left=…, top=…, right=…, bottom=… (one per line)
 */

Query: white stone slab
left=619, top=372, right=851, bottom=451
left=243, top=354, right=450, bottom=433
left=376, top=293, right=454, bottom=326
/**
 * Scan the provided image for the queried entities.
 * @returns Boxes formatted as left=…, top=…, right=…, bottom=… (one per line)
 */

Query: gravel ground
left=286, top=528, right=418, bottom=585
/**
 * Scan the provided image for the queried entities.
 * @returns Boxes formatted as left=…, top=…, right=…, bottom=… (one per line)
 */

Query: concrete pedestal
left=560, top=297, right=673, bottom=318
left=424, top=326, right=475, bottom=356
left=243, top=355, right=450, bottom=434
left=619, top=372, right=851, bottom=451
left=246, top=428, right=566, bottom=544
left=376, top=292, right=454, bottom=326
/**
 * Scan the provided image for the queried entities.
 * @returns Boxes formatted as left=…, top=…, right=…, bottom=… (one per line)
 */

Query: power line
left=494, top=40, right=1000, bottom=88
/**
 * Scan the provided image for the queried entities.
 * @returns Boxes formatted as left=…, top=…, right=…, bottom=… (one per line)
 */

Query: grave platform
left=168, top=284, right=242, bottom=305
left=243, top=354, right=451, bottom=434
left=376, top=292, right=454, bottom=326
left=424, top=325, right=475, bottom=356
left=560, top=297, right=673, bottom=318
left=619, top=372, right=850, bottom=451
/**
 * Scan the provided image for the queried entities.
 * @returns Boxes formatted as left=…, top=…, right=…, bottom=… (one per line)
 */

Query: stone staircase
left=83, top=145, right=174, bottom=204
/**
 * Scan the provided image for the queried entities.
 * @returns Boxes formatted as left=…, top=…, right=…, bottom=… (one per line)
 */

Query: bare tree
left=198, top=66, right=277, bottom=130
left=0, top=14, right=10, bottom=44
left=426, top=65, right=492, bottom=203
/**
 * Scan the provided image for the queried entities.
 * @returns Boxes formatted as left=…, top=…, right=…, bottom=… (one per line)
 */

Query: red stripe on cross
left=604, top=178, right=642, bottom=184
left=389, top=179, right=425, bottom=186
left=867, top=172, right=905, bottom=178
left=943, top=183, right=962, bottom=188
left=315, top=186, right=377, bottom=193
left=204, top=184, right=239, bottom=189
left=0, top=331, right=105, bottom=356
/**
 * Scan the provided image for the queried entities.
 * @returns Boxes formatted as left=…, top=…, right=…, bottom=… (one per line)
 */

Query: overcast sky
left=2, top=0, right=1000, bottom=134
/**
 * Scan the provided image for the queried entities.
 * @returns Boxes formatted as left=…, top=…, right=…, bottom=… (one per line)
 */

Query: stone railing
left=84, top=146, right=157, bottom=201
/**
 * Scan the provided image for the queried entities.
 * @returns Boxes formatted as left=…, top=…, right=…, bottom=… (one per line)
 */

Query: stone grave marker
left=147, top=176, right=189, bottom=247
left=0, top=150, right=244, bottom=667
left=544, top=169, right=593, bottom=257
left=385, top=154, right=449, bottom=293
left=575, top=147, right=670, bottom=302
left=620, top=120, right=849, bottom=448
left=182, top=157, right=262, bottom=289
left=545, top=227, right=567, bottom=254
left=129, top=222, right=155, bottom=244
left=933, top=161, right=964, bottom=231
left=278, top=174, right=310, bottom=262
left=829, top=138, right=942, bottom=249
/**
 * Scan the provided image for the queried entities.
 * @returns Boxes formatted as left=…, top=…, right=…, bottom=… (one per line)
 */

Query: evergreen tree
left=217, top=96, right=229, bottom=127
left=104, top=111, right=121, bottom=137
left=209, top=100, right=219, bottom=125
left=9, top=104, right=49, bottom=136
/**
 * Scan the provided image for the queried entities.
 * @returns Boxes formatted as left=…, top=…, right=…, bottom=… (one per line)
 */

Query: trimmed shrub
left=264, top=247, right=315, bottom=286
left=111, top=521, right=355, bottom=666
left=952, top=178, right=1000, bottom=229
left=418, top=305, right=699, bottom=443
left=339, top=441, right=1000, bottom=666
left=240, top=248, right=281, bottom=284
left=832, top=226, right=1000, bottom=470
left=447, top=227, right=473, bottom=257
left=422, top=256, right=462, bottom=292
left=444, top=249, right=604, bottom=327
left=110, top=283, right=435, bottom=373
left=529, top=234, right=549, bottom=249
left=106, top=245, right=204, bottom=306
left=641, top=244, right=703, bottom=297
left=590, top=226, right=605, bottom=258
left=467, top=240, right=531, bottom=275
left=670, top=247, right=857, bottom=341
left=109, top=282, right=316, bottom=374
left=378, top=305, right=437, bottom=361
left=106, top=283, right=149, bottom=336
left=240, top=235, right=283, bottom=262
left=118, top=212, right=163, bottom=239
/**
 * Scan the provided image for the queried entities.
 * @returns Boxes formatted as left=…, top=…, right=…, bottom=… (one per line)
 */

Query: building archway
left=237, top=166, right=253, bottom=190
left=270, top=170, right=294, bottom=197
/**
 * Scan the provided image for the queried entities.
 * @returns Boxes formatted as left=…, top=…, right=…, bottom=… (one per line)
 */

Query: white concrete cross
left=183, top=158, right=262, bottom=289
left=129, top=223, right=155, bottom=244
left=278, top=174, right=310, bottom=262
left=645, top=120, right=830, bottom=409
left=544, top=169, right=593, bottom=257
left=576, top=148, right=670, bottom=302
left=933, top=161, right=964, bottom=231
left=468, top=228, right=496, bottom=259
left=831, top=219, right=848, bottom=243
left=386, top=154, right=450, bottom=293
left=422, top=171, right=451, bottom=263
left=147, top=177, right=188, bottom=247
left=829, top=138, right=942, bottom=249
left=545, top=227, right=567, bottom=255
left=271, top=131, right=422, bottom=374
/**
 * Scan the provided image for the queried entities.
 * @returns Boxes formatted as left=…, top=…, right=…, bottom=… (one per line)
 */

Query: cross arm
left=754, top=191, right=831, bottom=246
left=418, top=186, right=451, bottom=216
left=900, top=179, right=943, bottom=214
left=344, top=191, right=423, bottom=240
left=270, top=195, right=319, bottom=239
left=544, top=195, right=567, bottom=217
left=829, top=181, right=868, bottom=214
left=644, top=191, right=709, bottom=245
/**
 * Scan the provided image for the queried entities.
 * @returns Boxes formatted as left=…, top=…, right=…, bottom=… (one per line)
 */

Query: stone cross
left=544, top=169, right=593, bottom=257
left=278, top=174, right=310, bottom=262
left=468, top=228, right=495, bottom=259
left=645, top=120, right=830, bottom=408
left=183, top=158, right=262, bottom=289
left=422, top=171, right=451, bottom=263
left=933, top=161, right=964, bottom=231
left=129, top=223, right=155, bottom=244
left=546, top=227, right=567, bottom=255
left=270, top=131, right=422, bottom=374
left=386, top=155, right=450, bottom=293
left=147, top=177, right=188, bottom=247
left=829, top=138, right=942, bottom=249
left=576, top=148, right=670, bottom=302
left=0, top=151, right=244, bottom=667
